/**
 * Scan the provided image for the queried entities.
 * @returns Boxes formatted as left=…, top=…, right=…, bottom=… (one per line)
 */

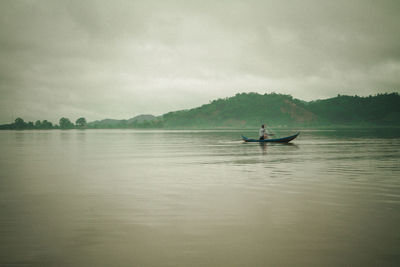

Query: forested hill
left=307, top=93, right=400, bottom=125
left=162, top=92, right=400, bottom=128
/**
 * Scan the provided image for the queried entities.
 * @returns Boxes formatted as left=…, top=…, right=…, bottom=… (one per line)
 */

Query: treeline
left=0, top=117, right=163, bottom=130
left=88, top=119, right=163, bottom=129
left=0, top=117, right=87, bottom=130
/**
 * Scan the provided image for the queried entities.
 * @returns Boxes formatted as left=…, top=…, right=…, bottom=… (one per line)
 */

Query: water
left=0, top=129, right=399, bottom=266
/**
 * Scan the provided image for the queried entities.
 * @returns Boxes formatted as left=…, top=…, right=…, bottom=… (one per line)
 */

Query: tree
left=59, top=117, right=74, bottom=129
left=14, top=117, right=25, bottom=129
left=35, top=120, right=42, bottom=129
left=75, top=117, right=87, bottom=128
left=42, top=120, right=53, bottom=129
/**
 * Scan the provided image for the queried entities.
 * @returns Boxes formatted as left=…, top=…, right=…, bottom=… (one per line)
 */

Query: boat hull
left=242, top=132, right=299, bottom=143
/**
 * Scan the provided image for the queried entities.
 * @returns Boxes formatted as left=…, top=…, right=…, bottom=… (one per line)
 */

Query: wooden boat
left=241, top=132, right=299, bottom=143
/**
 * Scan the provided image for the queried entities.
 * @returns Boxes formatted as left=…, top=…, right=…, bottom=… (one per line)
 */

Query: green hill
left=162, top=92, right=400, bottom=128
left=307, top=93, right=400, bottom=125
left=88, top=114, right=161, bottom=128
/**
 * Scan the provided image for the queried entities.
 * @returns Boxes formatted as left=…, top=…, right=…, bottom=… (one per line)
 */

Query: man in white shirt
left=259, top=124, right=268, bottom=140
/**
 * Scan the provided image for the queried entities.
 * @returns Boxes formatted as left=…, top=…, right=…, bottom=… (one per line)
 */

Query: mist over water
left=1, top=129, right=400, bottom=266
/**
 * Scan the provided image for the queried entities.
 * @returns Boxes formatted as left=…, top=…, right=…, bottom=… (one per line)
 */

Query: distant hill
left=127, top=114, right=156, bottom=123
left=88, top=114, right=160, bottom=128
left=89, top=118, right=128, bottom=127
left=162, top=92, right=400, bottom=128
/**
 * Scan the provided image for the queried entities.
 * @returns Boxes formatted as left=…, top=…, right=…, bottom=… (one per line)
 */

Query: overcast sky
left=0, top=0, right=399, bottom=123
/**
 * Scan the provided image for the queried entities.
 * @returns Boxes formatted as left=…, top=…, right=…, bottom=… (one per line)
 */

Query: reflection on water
left=0, top=129, right=400, bottom=266
left=259, top=142, right=267, bottom=154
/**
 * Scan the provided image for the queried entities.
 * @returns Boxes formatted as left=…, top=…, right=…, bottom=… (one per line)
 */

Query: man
left=259, top=124, right=268, bottom=140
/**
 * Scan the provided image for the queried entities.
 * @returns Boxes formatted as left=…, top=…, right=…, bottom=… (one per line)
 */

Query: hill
left=306, top=93, right=400, bottom=125
left=88, top=114, right=160, bottom=128
left=162, top=92, right=400, bottom=128
left=163, top=93, right=317, bottom=128
left=127, top=114, right=156, bottom=124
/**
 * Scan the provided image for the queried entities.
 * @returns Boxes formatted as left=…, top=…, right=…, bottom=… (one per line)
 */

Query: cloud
left=0, top=0, right=399, bottom=123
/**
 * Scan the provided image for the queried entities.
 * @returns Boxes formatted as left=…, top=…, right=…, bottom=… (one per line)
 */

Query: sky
left=0, top=0, right=399, bottom=123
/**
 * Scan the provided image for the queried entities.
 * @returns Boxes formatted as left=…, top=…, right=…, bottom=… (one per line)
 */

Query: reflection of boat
left=241, top=132, right=300, bottom=143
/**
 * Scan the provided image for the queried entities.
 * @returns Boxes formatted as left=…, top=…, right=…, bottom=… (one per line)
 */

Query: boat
left=241, top=132, right=300, bottom=143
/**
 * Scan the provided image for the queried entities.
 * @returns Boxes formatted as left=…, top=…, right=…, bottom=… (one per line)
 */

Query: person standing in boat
left=259, top=124, right=269, bottom=140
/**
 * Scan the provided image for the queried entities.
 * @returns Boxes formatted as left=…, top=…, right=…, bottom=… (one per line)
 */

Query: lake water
left=1, top=129, right=400, bottom=266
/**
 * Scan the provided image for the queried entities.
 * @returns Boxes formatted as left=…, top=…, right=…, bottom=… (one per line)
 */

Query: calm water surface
left=0, top=129, right=399, bottom=266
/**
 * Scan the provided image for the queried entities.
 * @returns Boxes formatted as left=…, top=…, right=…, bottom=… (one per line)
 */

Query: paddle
left=264, top=124, right=276, bottom=138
